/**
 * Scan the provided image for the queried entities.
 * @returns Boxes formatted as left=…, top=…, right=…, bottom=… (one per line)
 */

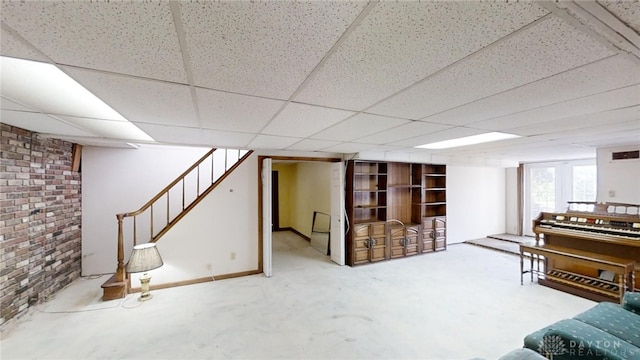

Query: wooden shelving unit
left=346, top=160, right=447, bottom=266
left=411, top=164, right=447, bottom=252
left=350, top=161, right=387, bottom=223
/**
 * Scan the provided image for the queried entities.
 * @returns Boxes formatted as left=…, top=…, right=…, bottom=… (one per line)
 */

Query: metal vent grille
left=612, top=150, right=639, bottom=160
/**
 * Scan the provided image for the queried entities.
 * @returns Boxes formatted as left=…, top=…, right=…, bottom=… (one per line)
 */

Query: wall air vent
left=611, top=150, right=639, bottom=160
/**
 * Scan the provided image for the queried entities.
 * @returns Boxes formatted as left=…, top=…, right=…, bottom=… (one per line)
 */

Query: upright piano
left=525, top=202, right=640, bottom=302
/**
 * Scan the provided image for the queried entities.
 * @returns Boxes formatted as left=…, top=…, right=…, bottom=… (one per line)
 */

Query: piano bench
left=520, top=244, right=636, bottom=303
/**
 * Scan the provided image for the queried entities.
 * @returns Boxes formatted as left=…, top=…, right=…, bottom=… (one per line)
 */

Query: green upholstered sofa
left=522, top=292, right=640, bottom=360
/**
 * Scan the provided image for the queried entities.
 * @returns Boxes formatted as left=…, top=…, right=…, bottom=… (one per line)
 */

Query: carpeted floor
left=1, top=231, right=594, bottom=360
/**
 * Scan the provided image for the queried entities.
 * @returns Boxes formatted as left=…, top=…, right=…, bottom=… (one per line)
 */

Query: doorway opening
left=258, top=156, right=345, bottom=277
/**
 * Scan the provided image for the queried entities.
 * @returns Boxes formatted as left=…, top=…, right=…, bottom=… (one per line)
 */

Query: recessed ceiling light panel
left=1, top=56, right=154, bottom=142
left=416, top=131, right=520, bottom=149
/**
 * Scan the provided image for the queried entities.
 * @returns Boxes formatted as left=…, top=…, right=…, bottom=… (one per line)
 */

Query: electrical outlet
left=230, top=252, right=236, bottom=260
left=609, top=190, right=616, bottom=197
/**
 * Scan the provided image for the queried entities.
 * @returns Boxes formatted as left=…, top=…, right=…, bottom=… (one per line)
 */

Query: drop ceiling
left=1, top=0, right=639, bottom=165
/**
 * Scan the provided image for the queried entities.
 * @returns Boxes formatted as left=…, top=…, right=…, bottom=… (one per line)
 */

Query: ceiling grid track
left=252, top=0, right=380, bottom=147
left=538, top=1, right=640, bottom=62
left=417, top=53, right=623, bottom=126
left=1, top=21, right=115, bottom=139
left=169, top=1, right=203, bottom=129
left=304, top=13, right=558, bottom=150
left=1, top=0, right=638, bottom=162
left=293, top=9, right=557, bottom=153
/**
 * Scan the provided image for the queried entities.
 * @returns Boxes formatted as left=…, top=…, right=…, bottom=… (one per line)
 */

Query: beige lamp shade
left=125, top=243, right=163, bottom=273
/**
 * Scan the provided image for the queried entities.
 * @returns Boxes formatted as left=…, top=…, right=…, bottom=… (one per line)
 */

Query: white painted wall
left=446, top=166, right=506, bottom=244
left=131, top=153, right=259, bottom=285
left=83, top=146, right=341, bottom=284
left=597, top=146, right=640, bottom=204
left=81, top=145, right=210, bottom=275
left=505, top=167, right=519, bottom=235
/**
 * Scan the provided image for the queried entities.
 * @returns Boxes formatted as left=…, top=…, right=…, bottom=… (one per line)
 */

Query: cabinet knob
left=400, top=237, right=410, bottom=247
left=364, top=237, right=376, bottom=248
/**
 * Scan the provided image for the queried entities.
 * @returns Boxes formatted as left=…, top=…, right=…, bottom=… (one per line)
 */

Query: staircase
left=101, top=148, right=253, bottom=300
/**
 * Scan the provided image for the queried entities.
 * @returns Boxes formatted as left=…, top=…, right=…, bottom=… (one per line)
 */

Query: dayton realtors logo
left=538, top=334, right=636, bottom=359
left=539, top=335, right=566, bottom=358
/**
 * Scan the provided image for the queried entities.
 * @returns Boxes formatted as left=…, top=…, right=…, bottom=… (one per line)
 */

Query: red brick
left=1, top=125, right=81, bottom=326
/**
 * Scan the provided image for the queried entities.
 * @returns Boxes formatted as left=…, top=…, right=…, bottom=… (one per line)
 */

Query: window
left=572, top=165, right=597, bottom=201
left=523, top=160, right=596, bottom=236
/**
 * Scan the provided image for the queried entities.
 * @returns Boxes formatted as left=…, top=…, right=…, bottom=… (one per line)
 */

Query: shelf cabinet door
left=389, top=226, right=405, bottom=258
left=369, top=223, right=387, bottom=262
left=352, top=223, right=387, bottom=264
left=389, top=225, right=420, bottom=258
left=422, top=216, right=446, bottom=252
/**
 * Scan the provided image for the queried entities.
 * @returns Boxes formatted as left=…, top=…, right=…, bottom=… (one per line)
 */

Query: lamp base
left=138, top=272, right=153, bottom=301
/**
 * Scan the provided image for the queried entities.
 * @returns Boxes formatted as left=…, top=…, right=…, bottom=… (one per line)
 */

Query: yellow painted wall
left=272, top=163, right=295, bottom=229
left=291, top=162, right=331, bottom=238
left=272, top=162, right=331, bottom=238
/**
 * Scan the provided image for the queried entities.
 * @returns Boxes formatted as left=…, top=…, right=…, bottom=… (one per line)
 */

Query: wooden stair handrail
left=119, top=148, right=216, bottom=218
left=104, top=149, right=253, bottom=300
left=150, top=149, right=253, bottom=242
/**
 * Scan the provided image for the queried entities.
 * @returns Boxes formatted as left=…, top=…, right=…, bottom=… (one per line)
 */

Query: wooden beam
left=71, top=144, right=82, bottom=172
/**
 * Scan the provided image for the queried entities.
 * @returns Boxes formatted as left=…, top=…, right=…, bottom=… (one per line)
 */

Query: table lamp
left=125, top=242, right=163, bottom=301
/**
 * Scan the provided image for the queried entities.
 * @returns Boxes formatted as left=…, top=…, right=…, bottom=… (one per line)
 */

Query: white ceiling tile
left=136, top=123, right=254, bottom=148
left=57, top=115, right=153, bottom=142
left=52, top=136, right=137, bottom=148
left=196, top=88, right=285, bottom=133
left=1, top=110, right=93, bottom=137
left=1, top=97, right=33, bottom=112
left=432, top=137, right=596, bottom=163
left=180, top=1, right=366, bottom=99
left=262, top=103, right=354, bottom=138
left=598, top=0, right=640, bottom=32
left=389, top=127, right=485, bottom=148
left=1, top=2, right=186, bottom=83
left=0, top=27, right=49, bottom=62
left=249, top=135, right=301, bottom=150
left=420, top=55, right=640, bottom=127
left=286, top=139, right=341, bottom=152
left=370, top=16, right=616, bottom=120
left=311, top=113, right=410, bottom=142
left=472, top=85, right=640, bottom=131
left=440, top=136, right=542, bottom=155
left=200, top=129, right=255, bottom=148
left=355, top=121, right=452, bottom=145
left=135, top=123, right=203, bottom=145
left=295, top=1, right=549, bottom=110
left=539, top=119, right=640, bottom=143
left=63, top=67, right=199, bottom=127
left=574, top=132, right=640, bottom=148
left=506, top=106, right=640, bottom=136
left=1, top=58, right=127, bottom=121
left=322, top=142, right=397, bottom=154
left=0, top=1, right=634, bottom=163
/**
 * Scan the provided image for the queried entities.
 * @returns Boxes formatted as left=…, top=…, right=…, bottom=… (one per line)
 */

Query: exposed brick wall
left=0, top=124, right=81, bottom=326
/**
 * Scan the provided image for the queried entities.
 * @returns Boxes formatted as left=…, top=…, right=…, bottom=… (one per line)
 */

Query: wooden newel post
left=116, top=214, right=126, bottom=282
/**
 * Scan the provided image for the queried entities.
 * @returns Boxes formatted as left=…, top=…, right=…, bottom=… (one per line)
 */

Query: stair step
left=101, top=274, right=128, bottom=301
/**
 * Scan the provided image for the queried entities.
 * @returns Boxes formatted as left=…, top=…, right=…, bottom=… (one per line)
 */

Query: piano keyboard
left=539, top=219, right=640, bottom=239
